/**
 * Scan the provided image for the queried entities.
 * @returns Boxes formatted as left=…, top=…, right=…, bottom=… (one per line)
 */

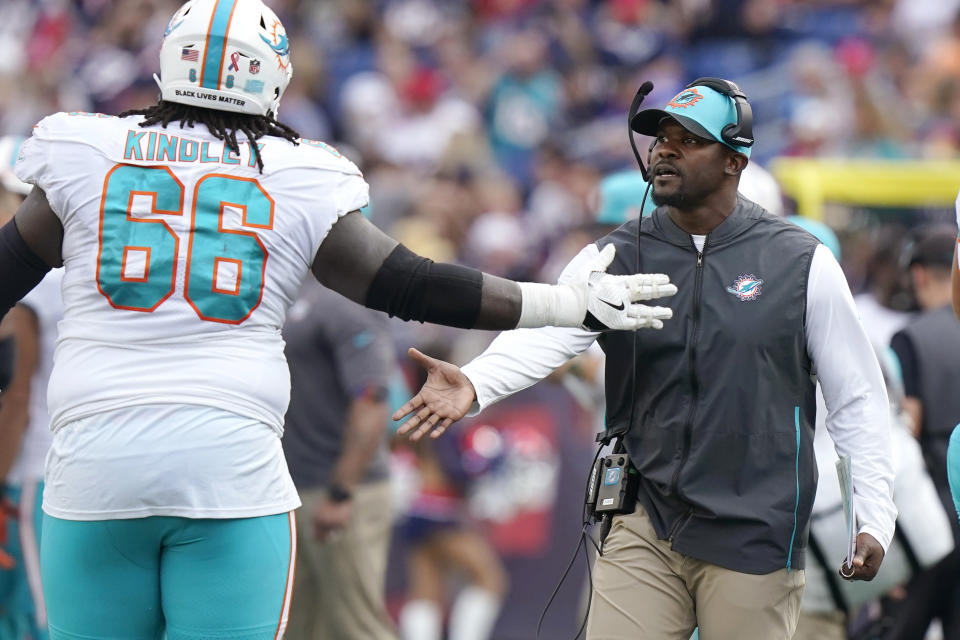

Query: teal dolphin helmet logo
left=259, top=31, right=289, bottom=57
left=163, top=17, right=185, bottom=39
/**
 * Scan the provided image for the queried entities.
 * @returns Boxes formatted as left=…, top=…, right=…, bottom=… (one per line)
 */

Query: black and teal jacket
left=597, top=197, right=821, bottom=574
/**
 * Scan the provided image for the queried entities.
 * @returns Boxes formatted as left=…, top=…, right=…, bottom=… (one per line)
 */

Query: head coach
left=393, top=78, right=897, bottom=640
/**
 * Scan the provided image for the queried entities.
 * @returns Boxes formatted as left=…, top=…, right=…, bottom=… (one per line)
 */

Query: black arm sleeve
left=0, top=220, right=51, bottom=322
left=365, top=244, right=483, bottom=329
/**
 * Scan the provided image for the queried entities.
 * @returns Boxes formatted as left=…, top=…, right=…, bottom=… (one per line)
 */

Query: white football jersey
left=15, top=112, right=368, bottom=434
left=6, top=269, right=63, bottom=484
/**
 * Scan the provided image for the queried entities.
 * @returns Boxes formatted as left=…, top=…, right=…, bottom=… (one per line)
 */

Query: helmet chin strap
left=153, top=73, right=163, bottom=92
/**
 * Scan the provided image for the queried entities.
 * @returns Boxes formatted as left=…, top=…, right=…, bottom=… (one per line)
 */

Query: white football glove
left=578, top=244, right=676, bottom=330
left=517, top=244, right=677, bottom=331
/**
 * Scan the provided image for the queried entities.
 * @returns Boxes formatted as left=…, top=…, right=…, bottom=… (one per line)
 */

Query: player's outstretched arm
left=0, top=188, right=61, bottom=323
left=313, top=211, right=677, bottom=331
left=392, top=348, right=477, bottom=441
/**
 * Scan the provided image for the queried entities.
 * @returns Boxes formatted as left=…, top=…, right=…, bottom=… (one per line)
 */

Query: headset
left=685, top=76, right=755, bottom=149
left=627, top=79, right=754, bottom=182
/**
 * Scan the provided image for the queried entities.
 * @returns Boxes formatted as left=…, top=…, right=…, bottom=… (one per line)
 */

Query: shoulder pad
left=260, top=137, right=362, bottom=175
left=31, top=111, right=120, bottom=143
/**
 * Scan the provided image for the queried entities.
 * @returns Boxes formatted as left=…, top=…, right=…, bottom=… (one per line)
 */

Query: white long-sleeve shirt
left=462, top=242, right=897, bottom=552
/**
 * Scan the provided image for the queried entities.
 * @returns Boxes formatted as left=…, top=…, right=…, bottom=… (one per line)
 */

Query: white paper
left=836, top=455, right=857, bottom=568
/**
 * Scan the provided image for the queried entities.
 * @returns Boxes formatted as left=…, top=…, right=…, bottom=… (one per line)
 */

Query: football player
left=0, top=1, right=676, bottom=638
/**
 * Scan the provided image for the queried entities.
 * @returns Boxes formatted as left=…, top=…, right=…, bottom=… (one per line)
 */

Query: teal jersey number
left=97, top=165, right=183, bottom=312
left=97, top=165, right=273, bottom=323
left=185, top=175, right=274, bottom=323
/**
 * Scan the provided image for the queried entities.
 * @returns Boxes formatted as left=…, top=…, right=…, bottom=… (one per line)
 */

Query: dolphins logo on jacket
left=726, top=275, right=764, bottom=301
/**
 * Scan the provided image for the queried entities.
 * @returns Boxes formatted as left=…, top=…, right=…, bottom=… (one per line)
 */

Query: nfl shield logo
left=249, top=59, right=261, bottom=74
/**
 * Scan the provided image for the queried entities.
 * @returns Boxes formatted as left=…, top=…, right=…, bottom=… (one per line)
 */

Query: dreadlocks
left=118, top=101, right=300, bottom=173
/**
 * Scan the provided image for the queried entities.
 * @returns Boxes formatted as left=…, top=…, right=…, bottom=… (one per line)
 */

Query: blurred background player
left=0, top=135, right=56, bottom=640
left=887, top=224, right=960, bottom=640
left=282, top=280, right=399, bottom=640
left=792, top=228, right=955, bottom=640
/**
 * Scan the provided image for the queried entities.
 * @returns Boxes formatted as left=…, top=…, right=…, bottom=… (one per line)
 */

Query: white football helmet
left=157, top=0, right=292, bottom=117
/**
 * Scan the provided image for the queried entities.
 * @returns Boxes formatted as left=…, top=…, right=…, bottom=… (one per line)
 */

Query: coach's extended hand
left=393, top=349, right=476, bottom=441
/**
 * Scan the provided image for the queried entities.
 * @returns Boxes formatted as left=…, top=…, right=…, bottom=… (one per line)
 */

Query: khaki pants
left=587, top=503, right=805, bottom=640
left=285, top=480, right=397, bottom=640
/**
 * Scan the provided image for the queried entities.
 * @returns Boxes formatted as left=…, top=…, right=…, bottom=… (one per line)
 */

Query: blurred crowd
left=2, top=0, right=960, bottom=292
left=3, top=0, right=960, bottom=638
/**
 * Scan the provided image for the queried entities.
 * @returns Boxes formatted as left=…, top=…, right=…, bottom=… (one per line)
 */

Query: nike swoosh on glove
left=578, top=244, right=677, bottom=331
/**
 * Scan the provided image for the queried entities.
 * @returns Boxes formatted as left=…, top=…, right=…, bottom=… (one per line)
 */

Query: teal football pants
left=41, top=512, right=296, bottom=640
left=0, top=481, right=46, bottom=640
left=948, top=425, right=960, bottom=525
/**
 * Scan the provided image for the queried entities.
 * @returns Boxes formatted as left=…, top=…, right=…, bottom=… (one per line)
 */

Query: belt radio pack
left=586, top=448, right=638, bottom=518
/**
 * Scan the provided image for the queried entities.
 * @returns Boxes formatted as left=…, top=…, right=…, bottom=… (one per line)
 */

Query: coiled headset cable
left=535, top=81, right=655, bottom=640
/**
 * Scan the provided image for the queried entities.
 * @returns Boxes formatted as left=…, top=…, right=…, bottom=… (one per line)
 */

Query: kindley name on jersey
left=123, top=129, right=263, bottom=168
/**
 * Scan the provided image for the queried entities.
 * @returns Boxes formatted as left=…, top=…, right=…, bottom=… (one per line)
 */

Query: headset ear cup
left=721, top=122, right=739, bottom=147
left=722, top=97, right=754, bottom=147
left=685, top=77, right=754, bottom=148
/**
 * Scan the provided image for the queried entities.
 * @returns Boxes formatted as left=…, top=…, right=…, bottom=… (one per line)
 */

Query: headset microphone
left=627, top=81, right=654, bottom=182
